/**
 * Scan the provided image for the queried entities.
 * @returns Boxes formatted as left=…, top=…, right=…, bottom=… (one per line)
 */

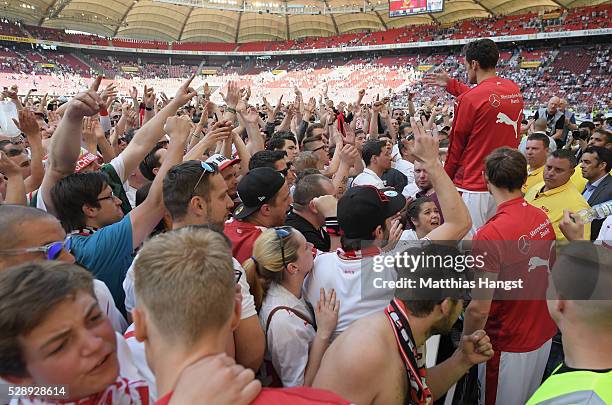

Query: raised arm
left=129, top=115, right=192, bottom=249
left=409, top=117, right=471, bottom=241
left=116, top=75, right=197, bottom=183
left=0, top=151, right=26, bottom=205
left=13, top=109, right=44, bottom=193
left=40, top=76, right=103, bottom=213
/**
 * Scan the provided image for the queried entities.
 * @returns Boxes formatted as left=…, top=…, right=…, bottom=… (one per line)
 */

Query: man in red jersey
left=463, top=147, right=557, bottom=405
left=425, top=39, right=524, bottom=236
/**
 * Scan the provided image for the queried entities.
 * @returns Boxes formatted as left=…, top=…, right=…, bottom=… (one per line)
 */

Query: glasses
left=274, top=226, right=292, bottom=269
left=191, top=161, right=216, bottom=197
left=96, top=190, right=116, bottom=202
left=312, top=145, right=327, bottom=153
left=0, top=237, right=72, bottom=261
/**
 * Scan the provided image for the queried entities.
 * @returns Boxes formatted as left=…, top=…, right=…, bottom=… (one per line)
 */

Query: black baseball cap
left=234, top=167, right=285, bottom=220
left=338, top=185, right=406, bottom=239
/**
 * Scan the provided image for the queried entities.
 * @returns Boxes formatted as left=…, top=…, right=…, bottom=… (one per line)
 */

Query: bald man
left=531, top=96, right=566, bottom=146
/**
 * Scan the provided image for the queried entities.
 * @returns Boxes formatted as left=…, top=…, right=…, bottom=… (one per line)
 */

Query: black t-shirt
left=382, top=168, right=408, bottom=194
left=285, top=211, right=331, bottom=252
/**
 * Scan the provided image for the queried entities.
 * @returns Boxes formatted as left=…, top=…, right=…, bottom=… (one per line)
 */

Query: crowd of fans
left=1, top=40, right=611, bottom=115
left=0, top=36, right=611, bottom=405
left=1, top=3, right=610, bottom=53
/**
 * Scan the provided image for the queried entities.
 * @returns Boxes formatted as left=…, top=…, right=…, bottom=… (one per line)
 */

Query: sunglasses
left=118, top=137, right=127, bottom=144
left=274, top=226, right=292, bottom=269
left=191, top=161, right=216, bottom=197
left=0, top=237, right=72, bottom=261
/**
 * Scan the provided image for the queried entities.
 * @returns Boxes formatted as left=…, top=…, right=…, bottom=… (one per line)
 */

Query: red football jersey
left=472, top=197, right=557, bottom=352
left=224, top=218, right=265, bottom=265
left=445, top=77, right=524, bottom=191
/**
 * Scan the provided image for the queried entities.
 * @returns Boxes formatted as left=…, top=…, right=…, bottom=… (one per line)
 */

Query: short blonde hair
left=134, top=227, right=235, bottom=345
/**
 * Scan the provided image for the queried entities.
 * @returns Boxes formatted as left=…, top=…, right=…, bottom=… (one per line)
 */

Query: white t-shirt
left=399, top=229, right=419, bottom=241
left=303, top=249, right=396, bottom=339
left=351, top=168, right=386, bottom=189
left=124, top=324, right=157, bottom=401
left=123, top=257, right=257, bottom=320
left=94, top=279, right=128, bottom=333
left=394, top=159, right=415, bottom=184
left=402, top=182, right=421, bottom=199
left=259, top=283, right=315, bottom=387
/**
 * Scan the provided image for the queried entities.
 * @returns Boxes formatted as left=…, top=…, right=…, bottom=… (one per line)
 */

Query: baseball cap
left=234, top=167, right=285, bottom=220
left=206, top=153, right=241, bottom=172
left=338, top=185, right=406, bottom=239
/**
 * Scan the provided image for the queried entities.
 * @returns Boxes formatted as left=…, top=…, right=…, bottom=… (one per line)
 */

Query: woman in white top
left=243, top=226, right=339, bottom=387
left=400, top=196, right=441, bottom=240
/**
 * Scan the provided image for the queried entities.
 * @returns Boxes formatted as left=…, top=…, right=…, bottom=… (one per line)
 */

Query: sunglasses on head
left=191, top=161, right=216, bottom=197
left=0, top=236, right=71, bottom=261
left=274, top=226, right=292, bottom=269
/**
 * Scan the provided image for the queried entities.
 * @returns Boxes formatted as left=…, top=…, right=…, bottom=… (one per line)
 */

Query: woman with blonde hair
left=243, top=226, right=339, bottom=387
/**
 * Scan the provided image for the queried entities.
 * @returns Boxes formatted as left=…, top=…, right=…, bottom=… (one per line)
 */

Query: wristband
left=145, top=106, right=153, bottom=111
left=226, top=107, right=237, bottom=114
left=99, top=108, right=109, bottom=116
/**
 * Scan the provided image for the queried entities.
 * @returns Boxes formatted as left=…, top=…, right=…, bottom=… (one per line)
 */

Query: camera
left=571, top=128, right=590, bottom=141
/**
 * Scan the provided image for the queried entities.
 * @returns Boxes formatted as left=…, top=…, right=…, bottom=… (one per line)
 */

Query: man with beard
left=313, top=243, right=493, bottom=405
left=122, top=160, right=265, bottom=379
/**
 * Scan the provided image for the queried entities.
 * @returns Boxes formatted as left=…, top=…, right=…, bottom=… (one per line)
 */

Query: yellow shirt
left=570, top=165, right=588, bottom=192
left=522, top=165, right=545, bottom=194
left=525, top=181, right=591, bottom=241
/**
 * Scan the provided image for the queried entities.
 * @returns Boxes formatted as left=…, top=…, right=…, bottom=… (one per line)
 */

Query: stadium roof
left=2, top=0, right=608, bottom=43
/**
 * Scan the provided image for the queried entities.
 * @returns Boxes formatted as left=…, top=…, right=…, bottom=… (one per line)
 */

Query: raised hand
left=199, top=121, right=233, bottom=150
left=221, top=81, right=240, bottom=109
left=129, top=86, right=138, bottom=101
left=143, top=85, right=156, bottom=108
left=410, top=116, right=439, bottom=165
left=423, top=71, right=451, bottom=88
left=173, top=73, right=198, bottom=106
left=164, top=115, right=192, bottom=140
left=358, top=88, right=365, bottom=99
left=315, top=288, right=339, bottom=340
left=12, top=109, right=40, bottom=137
left=0, top=150, right=22, bottom=177
left=271, top=95, right=283, bottom=118
left=99, top=83, right=118, bottom=110
left=159, top=92, right=170, bottom=107
left=372, top=100, right=384, bottom=114
left=341, top=122, right=355, bottom=145
left=305, top=97, right=316, bottom=115
left=65, top=76, right=104, bottom=120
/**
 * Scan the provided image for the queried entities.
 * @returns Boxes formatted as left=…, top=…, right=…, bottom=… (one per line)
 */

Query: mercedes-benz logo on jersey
left=489, top=93, right=501, bottom=108
left=518, top=235, right=530, bottom=255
